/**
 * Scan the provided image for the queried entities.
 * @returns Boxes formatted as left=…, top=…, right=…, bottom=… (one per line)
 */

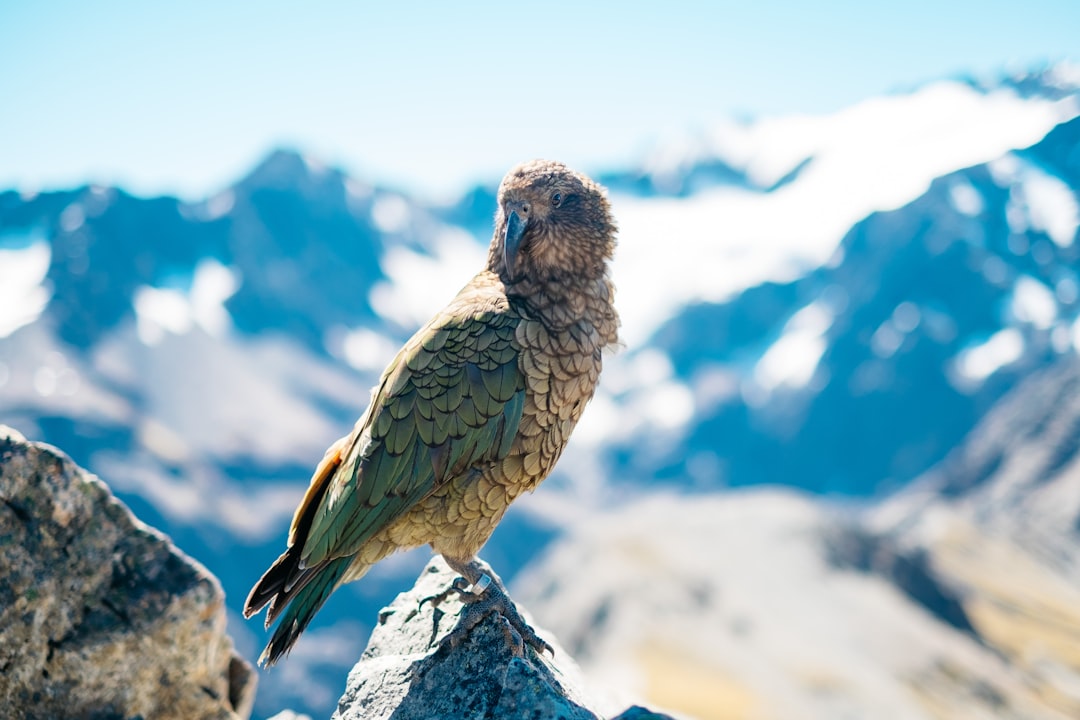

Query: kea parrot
left=244, top=160, right=620, bottom=666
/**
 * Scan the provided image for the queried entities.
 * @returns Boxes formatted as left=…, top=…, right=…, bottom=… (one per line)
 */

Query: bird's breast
left=512, top=318, right=603, bottom=489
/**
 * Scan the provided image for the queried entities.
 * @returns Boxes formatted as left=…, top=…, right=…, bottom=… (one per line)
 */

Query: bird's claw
left=431, top=573, right=554, bottom=658
left=418, top=575, right=471, bottom=610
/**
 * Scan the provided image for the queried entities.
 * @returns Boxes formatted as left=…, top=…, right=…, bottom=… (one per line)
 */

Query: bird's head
left=489, top=160, right=616, bottom=285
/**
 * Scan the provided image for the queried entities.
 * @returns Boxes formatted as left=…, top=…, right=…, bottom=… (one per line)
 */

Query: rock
left=0, top=425, right=256, bottom=720
left=332, top=556, right=673, bottom=720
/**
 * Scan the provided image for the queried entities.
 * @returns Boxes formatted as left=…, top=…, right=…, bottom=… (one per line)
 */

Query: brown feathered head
left=488, top=160, right=616, bottom=285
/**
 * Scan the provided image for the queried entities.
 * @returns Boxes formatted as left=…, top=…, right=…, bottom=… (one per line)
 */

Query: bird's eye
left=551, top=193, right=562, bottom=208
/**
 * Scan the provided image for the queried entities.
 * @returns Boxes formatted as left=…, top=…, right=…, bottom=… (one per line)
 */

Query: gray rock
left=332, top=557, right=670, bottom=720
left=0, top=425, right=256, bottom=720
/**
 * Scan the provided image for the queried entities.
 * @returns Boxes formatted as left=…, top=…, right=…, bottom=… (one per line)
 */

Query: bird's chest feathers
left=513, top=318, right=602, bottom=480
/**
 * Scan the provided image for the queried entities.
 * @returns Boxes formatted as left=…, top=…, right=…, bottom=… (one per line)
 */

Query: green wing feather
left=300, top=304, right=526, bottom=568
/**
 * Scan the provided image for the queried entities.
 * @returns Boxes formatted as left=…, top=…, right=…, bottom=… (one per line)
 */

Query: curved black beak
left=503, top=210, right=527, bottom=277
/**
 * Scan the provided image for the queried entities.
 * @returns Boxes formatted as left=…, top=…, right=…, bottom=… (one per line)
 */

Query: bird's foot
left=424, top=569, right=553, bottom=658
left=418, top=575, right=474, bottom=611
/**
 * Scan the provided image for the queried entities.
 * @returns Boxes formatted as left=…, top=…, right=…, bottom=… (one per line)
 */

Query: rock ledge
left=0, top=425, right=255, bottom=720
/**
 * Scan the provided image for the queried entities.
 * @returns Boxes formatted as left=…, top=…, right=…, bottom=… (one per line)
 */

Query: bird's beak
left=503, top=210, right=527, bottom=277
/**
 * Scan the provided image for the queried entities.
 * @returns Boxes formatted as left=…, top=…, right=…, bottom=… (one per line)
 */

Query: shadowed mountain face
left=1, top=71, right=1079, bottom=718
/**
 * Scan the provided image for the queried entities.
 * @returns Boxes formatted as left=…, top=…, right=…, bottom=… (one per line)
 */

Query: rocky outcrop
left=332, top=556, right=672, bottom=720
left=0, top=426, right=256, bottom=720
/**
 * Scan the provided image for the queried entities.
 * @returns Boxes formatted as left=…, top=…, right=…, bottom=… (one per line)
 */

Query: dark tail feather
left=244, top=454, right=338, bottom=622
left=243, top=544, right=323, bottom=624
left=244, top=549, right=293, bottom=619
left=258, top=556, right=353, bottom=667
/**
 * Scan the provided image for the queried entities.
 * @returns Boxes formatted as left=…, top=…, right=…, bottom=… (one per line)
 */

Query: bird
left=243, top=159, right=620, bottom=666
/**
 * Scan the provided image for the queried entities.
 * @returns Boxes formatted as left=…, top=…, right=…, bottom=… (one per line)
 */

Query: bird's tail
left=256, top=555, right=353, bottom=667
left=243, top=436, right=351, bottom=666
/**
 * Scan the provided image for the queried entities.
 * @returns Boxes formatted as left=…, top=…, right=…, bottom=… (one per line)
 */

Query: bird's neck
left=508, top=272, right=620, bottom=346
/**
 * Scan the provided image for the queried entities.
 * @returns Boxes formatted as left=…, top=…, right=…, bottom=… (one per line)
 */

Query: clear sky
left=1, top=1, right=1078, bottom=201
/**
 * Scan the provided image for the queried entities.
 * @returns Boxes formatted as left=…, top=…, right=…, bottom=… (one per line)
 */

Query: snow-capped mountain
left=597, top=78, right=1080, bottom=497
left=2, top=65, right=1079, bottom=718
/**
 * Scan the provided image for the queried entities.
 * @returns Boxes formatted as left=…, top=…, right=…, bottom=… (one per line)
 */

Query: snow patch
left=341, top=326, right=399, bottom=373
left=612, top=83, right=1077, bottom=344
left=345, top=177, right=372, bottom=201
left=301, top=153, right=328, bottom=176
left=95, top=326, right=361, bottom=468
left=0, top=241, right=52, bottom=338
left=602, top=348, right=676, bottom=395
left=988, top=153, right=1022, bottom=186
left=135, top=286, right=192, bottom=343
left=1011, top=276, right=1057, bottom=328
left=754, top=302, right=832, bottom=391
left=370, top=227, right=485, bottom=329
left=953, top=328, right=1024, bottom=384
left=1045, top=62, right=1080, bottom=91
left=949, top=180, right=984, bottom=217
left=1018, top=164, right=1079, bottom=247
left=85, top=185, right=114, bottom=217
left=371, top=194, right=411, bottom=234
left=639, top=131, right=720, bottom=193
left=190, top=260, right=240, bottom=336
left=575, top=349, right=691, bottom=444
left=134, top=259, right=240, bottom=345
left=640, top=381, right=695, bottom=430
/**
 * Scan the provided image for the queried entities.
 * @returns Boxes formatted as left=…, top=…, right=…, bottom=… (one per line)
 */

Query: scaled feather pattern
left=244, top=160, right=620, bottom=665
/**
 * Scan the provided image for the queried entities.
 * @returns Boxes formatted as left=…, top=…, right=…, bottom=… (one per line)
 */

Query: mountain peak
left=237, top=148, right=340, bottom=193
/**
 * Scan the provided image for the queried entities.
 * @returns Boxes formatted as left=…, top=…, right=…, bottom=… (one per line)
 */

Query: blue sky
left=1, top=1, right=1078, bottom=200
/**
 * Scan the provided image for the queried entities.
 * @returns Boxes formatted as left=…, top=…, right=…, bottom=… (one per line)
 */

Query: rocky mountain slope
left=514, top=490, right=1074, bottom=720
